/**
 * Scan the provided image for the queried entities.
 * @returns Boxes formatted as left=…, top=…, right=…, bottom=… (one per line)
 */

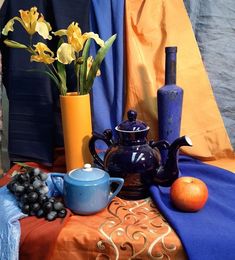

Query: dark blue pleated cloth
left=150, top=156, right=235, bottom=260
left=0, top=0, right=90, bottom=164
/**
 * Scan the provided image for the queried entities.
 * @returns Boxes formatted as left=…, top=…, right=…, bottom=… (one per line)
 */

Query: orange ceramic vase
left=60, top=93, right=92, bottom=172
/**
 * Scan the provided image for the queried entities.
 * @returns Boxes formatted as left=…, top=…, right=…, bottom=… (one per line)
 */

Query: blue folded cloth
left=150, top=155, right=235, bottom=260
left=0, top=173, right=62, bottom=260
left=0, top=186, right=27, bottom=260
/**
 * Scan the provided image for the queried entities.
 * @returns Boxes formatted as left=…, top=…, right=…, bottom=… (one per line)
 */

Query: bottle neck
left=165, top=50, right=177, bottom=85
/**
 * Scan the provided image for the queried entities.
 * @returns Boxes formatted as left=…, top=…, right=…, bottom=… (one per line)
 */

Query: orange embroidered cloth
left=51, top=198, right=187, bottom=260
left=0, top=165, right=186, bottom=260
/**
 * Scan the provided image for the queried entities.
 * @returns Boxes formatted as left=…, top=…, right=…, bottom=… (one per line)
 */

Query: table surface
left=0, top=161, right=187, bottom=260
left=50, top=197, right=187, bottom=260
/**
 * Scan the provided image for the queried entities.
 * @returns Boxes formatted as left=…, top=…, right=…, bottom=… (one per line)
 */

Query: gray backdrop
left=184, top=0, right=235, bottom=149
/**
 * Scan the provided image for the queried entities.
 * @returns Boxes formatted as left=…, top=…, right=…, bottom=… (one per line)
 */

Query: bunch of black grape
left=7, top=166, right=67, bottom=221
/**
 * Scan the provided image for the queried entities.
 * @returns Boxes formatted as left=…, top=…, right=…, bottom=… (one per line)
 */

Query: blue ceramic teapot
left=51, top=164, right=124, bottom=215
left=89, top=110, right=192, bottom=200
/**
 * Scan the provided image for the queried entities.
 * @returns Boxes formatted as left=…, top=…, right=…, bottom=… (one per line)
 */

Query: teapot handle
left=149, top=140, right=170, bottom=150
left=108, top=178, right=124, bottom=202
left=89, top=129, right=114, bottom=168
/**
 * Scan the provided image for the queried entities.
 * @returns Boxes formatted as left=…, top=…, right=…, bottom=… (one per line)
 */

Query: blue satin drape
left=150, top=156, right=235, bottom=260
left=89, top=0, right=125, bottom=147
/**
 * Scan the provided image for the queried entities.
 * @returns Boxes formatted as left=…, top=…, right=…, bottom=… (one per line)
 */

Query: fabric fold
left=125, top=0, right=235, bottom=170
left=0, top=163, right=71, bottom=260
left=0, top=186, right=26, bottom=260
left=150, top=155, right=235, bottom=260
left=89, top=0, right=125, bottom=146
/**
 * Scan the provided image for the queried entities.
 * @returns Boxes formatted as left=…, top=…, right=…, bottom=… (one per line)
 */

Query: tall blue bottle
left=157, top=46, right=183, bottom=164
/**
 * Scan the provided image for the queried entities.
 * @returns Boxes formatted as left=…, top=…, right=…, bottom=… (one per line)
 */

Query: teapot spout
left=155, top=136, right=192, bottom=186
left=168, top=135, right=192, bottom=160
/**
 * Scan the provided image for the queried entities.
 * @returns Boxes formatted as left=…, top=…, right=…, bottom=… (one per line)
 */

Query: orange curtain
left=125, top=0, right=235, bottom=172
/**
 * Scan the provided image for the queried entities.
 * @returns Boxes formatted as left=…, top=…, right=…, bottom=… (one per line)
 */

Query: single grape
left=53, top=201, right=64, bottom=211
left=23, top=182, right=30, bottom=190
left=33, top=168, right=41, bottom=176
left=43, top=201, right=53, bottom=213
left=46, top=211, right=57, bottom=221
left=36, top=209, right=45, bottom=218
left=27, top=192, right=38, bottom=203
left=12, top=182, right=20, bottom=193
left=31, top=202, right=41, bottom=212
left=26, top=185, right=35, bottom=193
left=20, top=193, right=28, bottom=204
left=14, top=185, right=25, bottom=196
left=32, top=179, right=42, bottom=189
left=57, top=209, right=67, bottom=218
left=38, top=185, right=49, bottom=195
left=38, top=195, right=48, bottom=205
left=18, top=174, right=28, bottom=183
left=48, top=197, right=55, bottom=204
left=24, top=172, right=30, bottom=180
left=39, top=173, right=48, bottom=181
left=30, top=176, right=40, bottom=184
left=22, top=204, right=30, bottom=214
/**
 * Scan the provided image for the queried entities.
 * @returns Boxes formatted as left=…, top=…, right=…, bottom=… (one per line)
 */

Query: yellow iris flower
left=87, top=56, right=101, bottom=78
left=31, top=42, right=55, bottom=64
left=54, top=22, right=105, bottom=64
left=2, top=7, right=52, bottom=40
left=1, top=6, right=116, bottom=96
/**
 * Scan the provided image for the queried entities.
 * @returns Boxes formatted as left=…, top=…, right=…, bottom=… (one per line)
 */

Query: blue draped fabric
left=89, top=0, right=125, bottom=147
left=0, top=186, right=26, bottom=260
left=0, top=174, right=61, bottom=260
left=150, top=156, right=235, bottom=260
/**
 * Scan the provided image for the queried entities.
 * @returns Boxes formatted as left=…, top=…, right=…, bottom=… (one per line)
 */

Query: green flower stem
left=77, top=63, right=81, bottom=95
left=29, top=35, right=32, bottom=48
left=45, top=65, right=62, bottom=92
left=46, top=64, right=59, bottom=83
left=27, top=46, right=64, bottom=94
left=51, top=63, right=59, bottom=76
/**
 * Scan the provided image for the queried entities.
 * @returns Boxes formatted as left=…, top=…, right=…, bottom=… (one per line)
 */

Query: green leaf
left=56, top=39, right=67, bottom=95
left=27, top=69, right=60, bottom=88
left=57, top=61, right=67, bottom=95
left=4, top=39, right=28, bottom=49
left=13, top=162, right=35, bottom=172
left=57, top=38, right=64, bottom=48
left=79, top=39, right=91, bottom=94
left=14, top=162, right=32, bottom=168
left=85, top=34, right=117, bottom=93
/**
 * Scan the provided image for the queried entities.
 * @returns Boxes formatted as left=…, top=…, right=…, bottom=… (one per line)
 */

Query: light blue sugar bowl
left=51, top=164, right=124, bottom=215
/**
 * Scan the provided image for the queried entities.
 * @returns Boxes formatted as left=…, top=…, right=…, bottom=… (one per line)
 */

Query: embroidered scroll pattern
left=96, top=198, right=178, bottom=259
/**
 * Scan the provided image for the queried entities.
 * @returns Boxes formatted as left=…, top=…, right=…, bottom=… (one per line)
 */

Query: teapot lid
left=116, top=110, right=149, bottom=131
left=69, top=164, right=106, bottom=181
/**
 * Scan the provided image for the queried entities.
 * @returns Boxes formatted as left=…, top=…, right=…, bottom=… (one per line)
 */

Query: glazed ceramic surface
left=158, top=47, right=183, bottom=163
left=60, top=93, right=92, bottom=171
left=89, top=110, right=192, bottom=200
left=51, top=164, right=124, bottom=215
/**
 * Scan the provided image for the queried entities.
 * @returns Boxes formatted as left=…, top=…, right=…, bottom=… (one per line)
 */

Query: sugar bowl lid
left=116, top=110, right=149, bottom=132
left=69, top=164, right=107, bottom=182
